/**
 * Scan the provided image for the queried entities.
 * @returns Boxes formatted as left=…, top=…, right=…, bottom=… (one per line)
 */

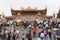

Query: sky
left=0, top=0, right=60, bottom=16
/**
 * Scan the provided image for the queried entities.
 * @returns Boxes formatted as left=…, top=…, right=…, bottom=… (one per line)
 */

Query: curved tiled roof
left=11, top=7, right=47, bottom=12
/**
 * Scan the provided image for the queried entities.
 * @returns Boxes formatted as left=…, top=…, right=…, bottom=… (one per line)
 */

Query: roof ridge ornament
left=21, top=6, right=38, bottom=10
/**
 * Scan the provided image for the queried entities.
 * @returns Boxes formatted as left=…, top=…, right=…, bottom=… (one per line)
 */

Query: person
left=37, top=24, right=40, bottom=29
left=26, top=32, right=32, bottom=40
left=43, top=21, right=46, bottom=26
left=8, top=32, right=11, bottom=40
left=40, top=31, right=45, bottom=40
left=2, top=30, right=6, bottom=40
left=23, top=21, right=28, bottom=28
left=21, top=26, right=24, bottom=31
left=48, top=28, right=51, bottom=39
left=45, top=23, right=48, bottom=30
left=32, top=26, right=37, bottom=37
left=29, top=26, right=32, bottom=35
left=1, top=29, right=4, bottom=40
left=56, top=30, right=60, bottom=40
left=5, top=30, right=8, bottom=40
left=44, top=29, right=46, bottom=39
left=12, top=33, right=16, bottom=40
left=22, top=34, right=25, bottom=40
left=46, top=30, right=50, bottom=40
left=53, top=31, right=57, bottom=40
left=16, top=30, right=19, bottom=39
left=12, top=30, right=16, bottom=40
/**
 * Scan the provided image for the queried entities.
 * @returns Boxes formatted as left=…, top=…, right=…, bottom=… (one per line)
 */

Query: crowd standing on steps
left=0, top=18, right=60, bottom=40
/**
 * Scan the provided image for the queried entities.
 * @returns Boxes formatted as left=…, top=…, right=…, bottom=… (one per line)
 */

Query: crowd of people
left=0, top=18, right=60, bottom=40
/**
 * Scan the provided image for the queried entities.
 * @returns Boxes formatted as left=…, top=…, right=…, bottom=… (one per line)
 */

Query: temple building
left=11, top=7, right=47, bottom=21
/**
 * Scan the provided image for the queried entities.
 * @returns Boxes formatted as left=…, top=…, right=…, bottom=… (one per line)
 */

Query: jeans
left=54, top=36, right=56, bottom=40
left=40, top=37, right=45, bottom=40
left=22, top=38, right=25, bottom=40
left=33, top=32, right=36, bottom=37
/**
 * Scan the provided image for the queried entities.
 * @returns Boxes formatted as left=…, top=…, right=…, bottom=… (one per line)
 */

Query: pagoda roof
left=11, top=7, right=47, bottom=12
left=20, top=6, right=38, bottom=10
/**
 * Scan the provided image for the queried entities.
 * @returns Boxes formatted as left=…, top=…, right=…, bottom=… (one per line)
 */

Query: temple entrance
left=20, top=11, right=38, bottom=21
left=21, top=11, right=37, bottom=15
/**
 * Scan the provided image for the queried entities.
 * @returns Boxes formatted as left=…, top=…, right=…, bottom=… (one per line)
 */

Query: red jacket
left=32, top=28, right=37, bottom=32
left=26, top=33, right=31, bottom=38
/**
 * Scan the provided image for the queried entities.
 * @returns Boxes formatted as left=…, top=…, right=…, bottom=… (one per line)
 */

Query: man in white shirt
left=45, top=23, right=48, bottom=30
left=40, top=31, right=45, bottom=40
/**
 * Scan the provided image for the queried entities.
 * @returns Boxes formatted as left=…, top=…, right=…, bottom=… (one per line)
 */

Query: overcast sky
left=0, top=0, right=60, bottom=16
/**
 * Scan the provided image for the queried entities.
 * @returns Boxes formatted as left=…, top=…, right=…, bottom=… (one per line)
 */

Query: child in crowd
left=22, top=34, right=25, bottom=40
